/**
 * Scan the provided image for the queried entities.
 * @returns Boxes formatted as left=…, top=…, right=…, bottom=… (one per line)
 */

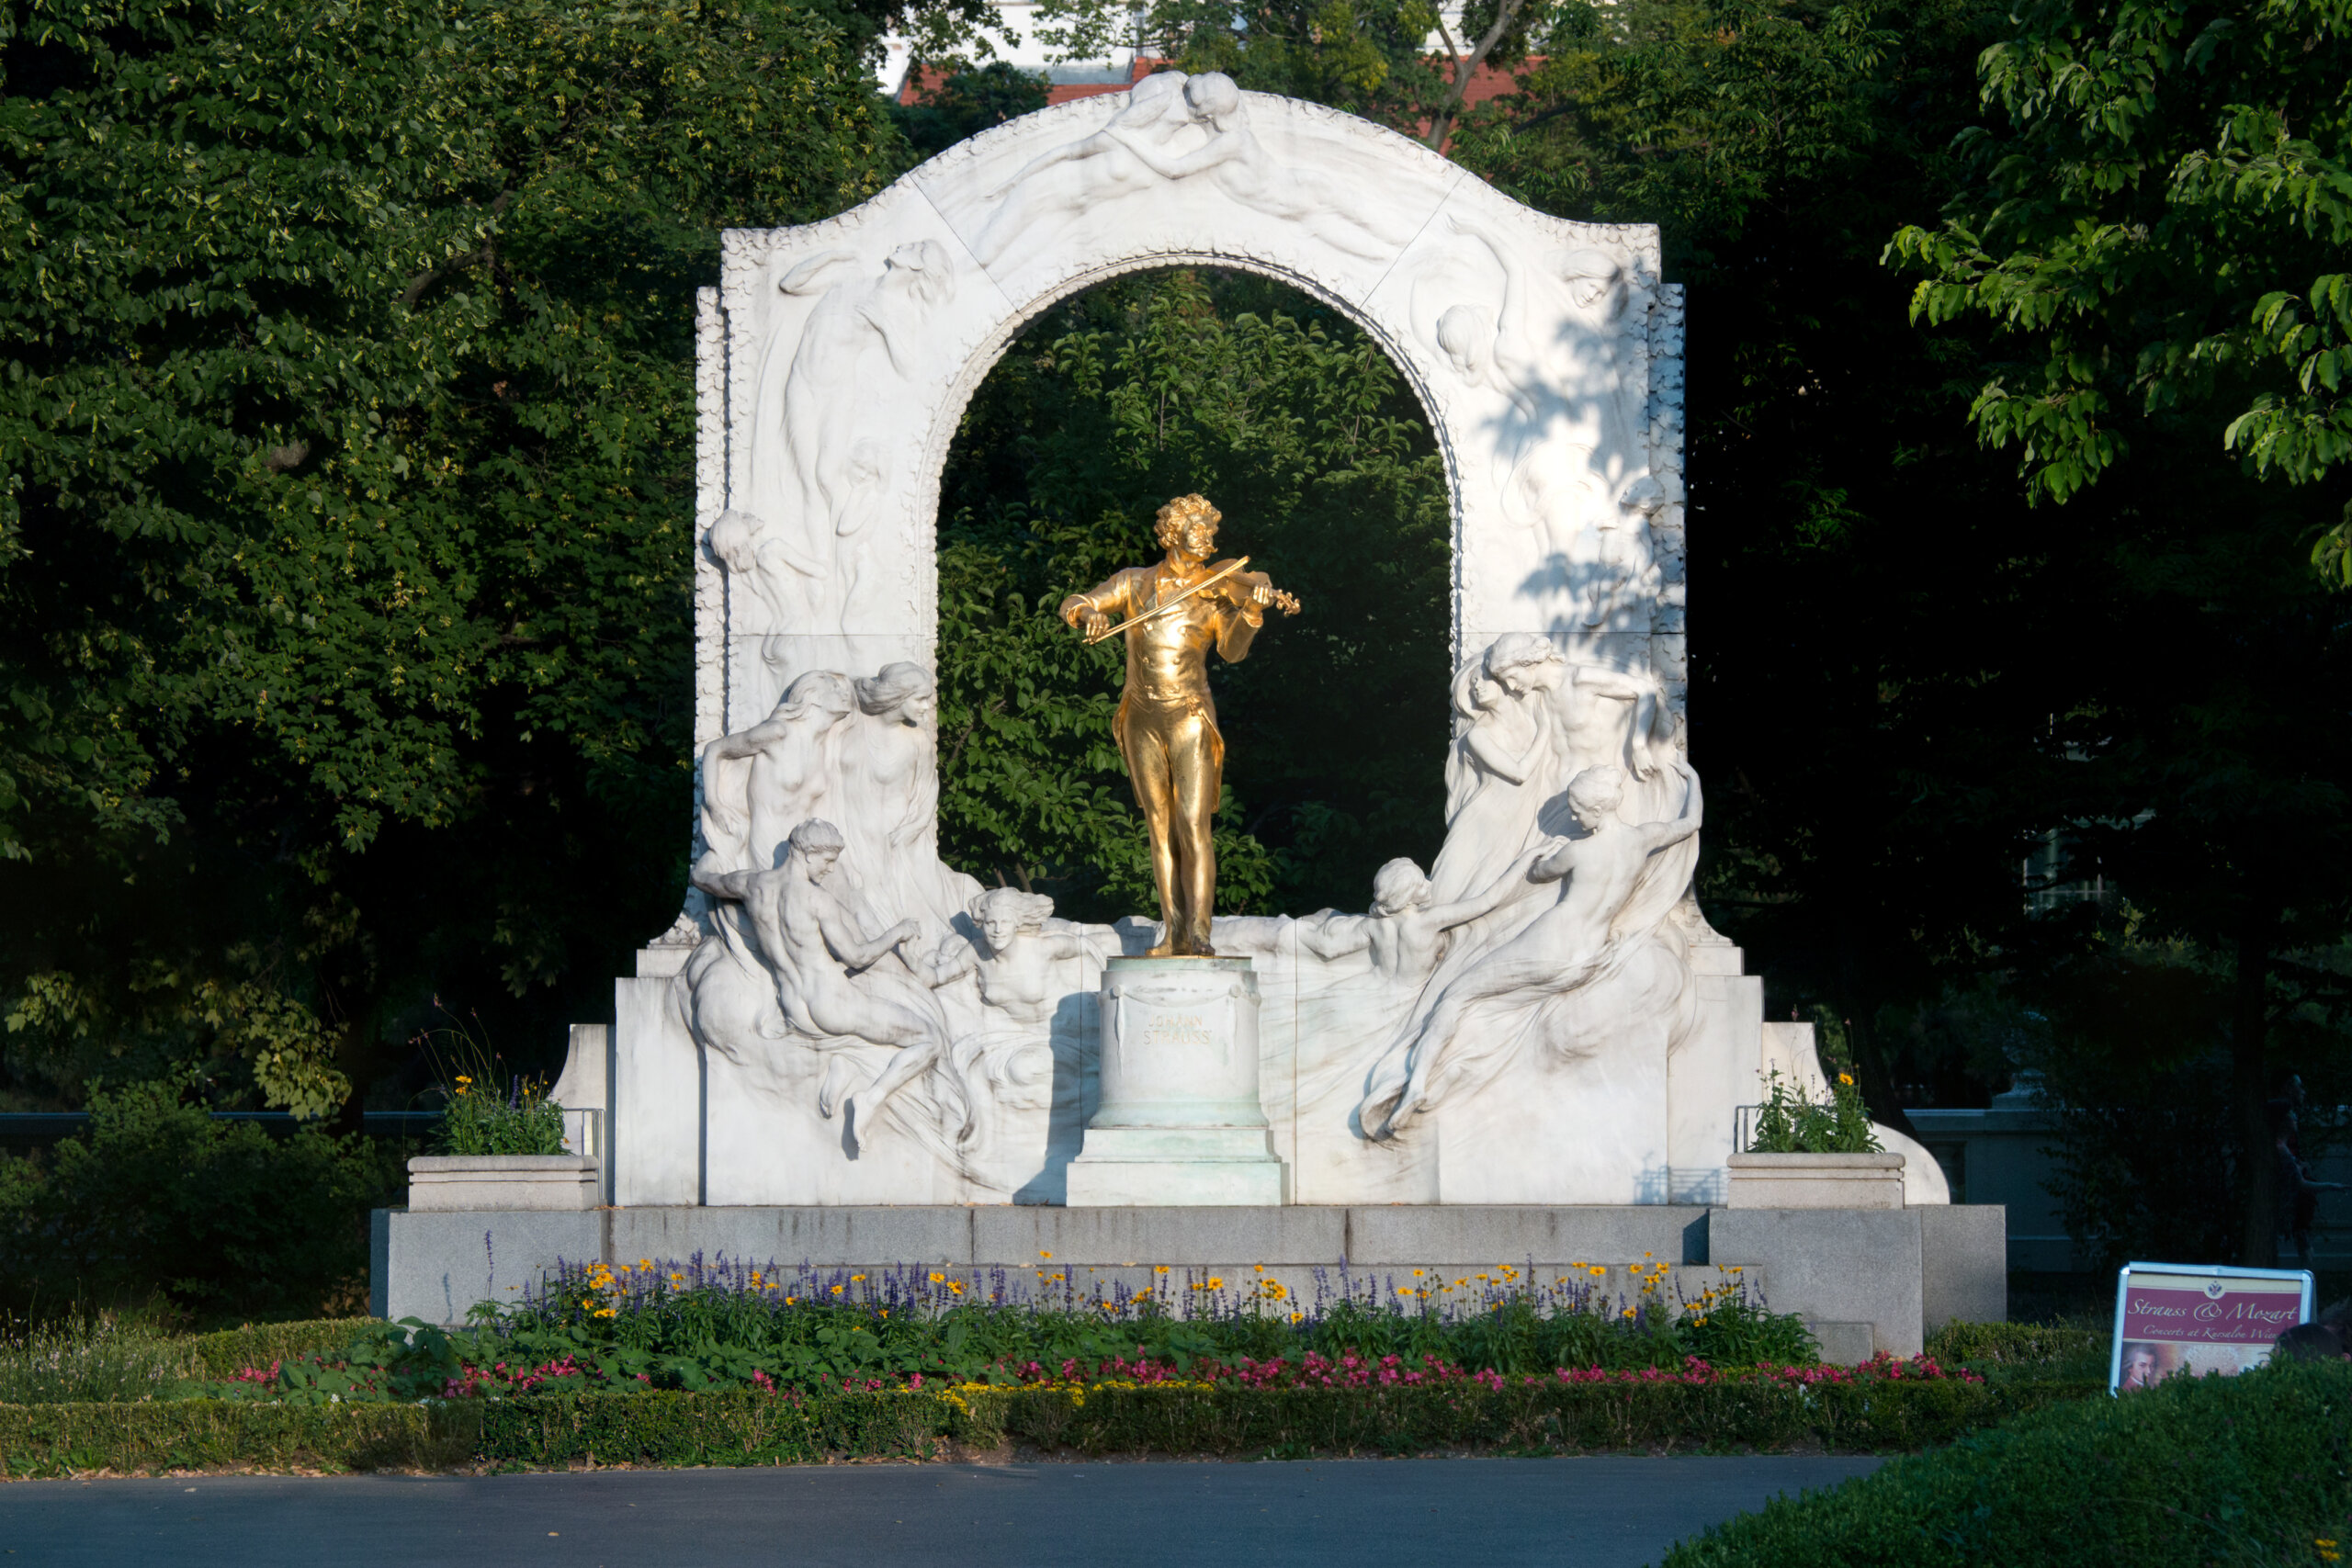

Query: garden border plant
left=0, top=1260, right=2120, bottom=1477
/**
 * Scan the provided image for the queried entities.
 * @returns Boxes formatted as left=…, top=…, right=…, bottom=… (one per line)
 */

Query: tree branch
left=1425, top=0, right=1528, bottom=152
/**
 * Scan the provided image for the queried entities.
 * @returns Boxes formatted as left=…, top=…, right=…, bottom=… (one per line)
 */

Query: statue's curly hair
left=1154, top=493, right=1222, bottom=548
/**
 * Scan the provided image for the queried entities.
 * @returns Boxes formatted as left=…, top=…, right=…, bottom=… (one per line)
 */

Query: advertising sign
left=2109, top=1262, right=2313, bottom=1394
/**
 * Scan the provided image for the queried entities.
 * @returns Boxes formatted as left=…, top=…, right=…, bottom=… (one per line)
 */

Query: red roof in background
left=897, top=56, right=1532, bottom=112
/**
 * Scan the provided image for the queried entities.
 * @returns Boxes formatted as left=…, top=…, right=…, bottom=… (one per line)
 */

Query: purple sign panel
left=2110, top=1264, right=2312, bottom=1393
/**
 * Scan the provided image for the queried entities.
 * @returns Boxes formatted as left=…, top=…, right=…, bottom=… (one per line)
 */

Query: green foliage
left=213, top=1259, right=1812, bottom=1400
left=1887, top=0, right=2352, bottom=502
left=1033, top=0, right=1554, bottom=146
left=0, top=1078, right=403, bottom=1319
left=0, top=1312, right=198, bottom=1404
left=999, top=1375, right=2071, bottom=1458
left=1748, top=1068, right=1883, bottom=1154
left=184, top=1319, right=380, bottom=1382
left=0, top=0, right=902, bottom=1115
left=1662, top=1358, right=2352, bottom=1567
left=435, top=1081, right=565, bottom=1156
left=0, top=1375, right=2075, bottom=1476
left=890, top=62, right=1051, bottom=162
left=1923, top=1319, right=2104, bottom=1369
left=416, top=1005, right=567, bottom=1155
left=0, top=1399, right=475, bottom=1478
left=937, top=268, right=1451, bottom=918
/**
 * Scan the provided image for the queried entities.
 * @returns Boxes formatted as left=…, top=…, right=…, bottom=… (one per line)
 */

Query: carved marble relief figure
left=925, top=887, right=1102, bottom=1193
left=975, top=72, right=1197, bottom=265
left=752, top=241, right=954, bottom=630
left=1360, top=757, right=1702, bottom=1138
left=838, top=662, right=981, bottom=935
left=693, top=818, right=963, bottom=1156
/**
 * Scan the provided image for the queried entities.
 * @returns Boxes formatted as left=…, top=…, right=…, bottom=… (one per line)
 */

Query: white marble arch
left=692, top=76, right=1689, bottom=753
left=606, top=75, right=1927, bottom=1213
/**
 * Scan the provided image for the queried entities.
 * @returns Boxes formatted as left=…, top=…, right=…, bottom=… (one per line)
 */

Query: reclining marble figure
left=1360, top=754, right=1703, bottom=1139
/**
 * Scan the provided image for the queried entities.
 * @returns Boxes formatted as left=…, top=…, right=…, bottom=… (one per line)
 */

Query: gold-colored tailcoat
left=1068, top=559, right=1262, bottom=955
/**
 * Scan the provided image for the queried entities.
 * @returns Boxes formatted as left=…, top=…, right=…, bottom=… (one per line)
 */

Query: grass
left=0, top=1313, right=199, bottom=1404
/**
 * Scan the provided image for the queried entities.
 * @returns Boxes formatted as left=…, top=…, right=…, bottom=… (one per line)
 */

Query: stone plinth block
left=406, top=1156, right=600, bottom=1213
left=371, top=1208, right=600, bottom=1324
left=1710, top=1207, right=1926, bottom=1358
left=1726, top=1152, right=1905, bottom=1210
left=1067, top=957, right=1288, bottom=1206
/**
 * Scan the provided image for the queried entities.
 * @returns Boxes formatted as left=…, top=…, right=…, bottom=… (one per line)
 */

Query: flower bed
left=0, top=1261, right=2113, bottom=1476
left=205, top=1254, right=1826, bottom=1405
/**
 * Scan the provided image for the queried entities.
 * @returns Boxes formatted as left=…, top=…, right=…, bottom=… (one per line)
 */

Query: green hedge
left=1921, top=1320, right=2103, bottom=1367
left=0, top=1400, right=479, bottom=1477
left=0, top=1376, right=2099, bottom=1476
left=186, top=1319, right=384, bottom=1382
left=989, top=1379, right=2095, bottom=1460
left=1663, top=1359, right=2352, bottom=1566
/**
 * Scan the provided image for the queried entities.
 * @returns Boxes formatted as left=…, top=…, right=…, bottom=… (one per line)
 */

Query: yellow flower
left=1206, top=1277, right=1224, bottom=1289
left=786, top=1296, right=797, bottom=1304
left=1039, top=1251, right=1053, bottom=1259
left=1289, top=1312, right=1304, bottom=1325
left=638, top=1258, right=652, bottom=1270
left=1838, top=1072, right=1854, bottom=1086
left=1622, top=1307, right=1636, bottom=1319
left=930, top=1271, right=945, bottom=1282
left=669, top=1272, right=684, bottom=1283
left=1589, top=1266, right=1607, bottom=1277
left=1155, top=1265, right=1170, bottom=1274
left=851, top=1274, right=866, bottom=1282
left=1412, top=1269, right=1426, bottom=1277
left=831, top=1284, right=844, bottom=1295
left=946, top=1281, right=964, bottom=1295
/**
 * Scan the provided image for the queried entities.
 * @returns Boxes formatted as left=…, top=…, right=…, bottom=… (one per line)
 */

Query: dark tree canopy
left=934, top=268, right=1451, bottom=922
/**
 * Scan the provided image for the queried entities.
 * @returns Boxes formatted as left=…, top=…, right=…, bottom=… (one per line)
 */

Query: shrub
left=1662, top=1359, right=2352, bottom=1566
left=0, top=1080, right=405, bottom=1321
left=187, top=1320, right=382, bottom=1382
left=1923, top=1320, right=2103, bottom=1367
left=0, top=1400, right=475, bottom=1478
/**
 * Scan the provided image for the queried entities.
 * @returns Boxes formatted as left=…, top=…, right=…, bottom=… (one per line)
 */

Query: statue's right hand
left=1083, top=610, right=1110, bottom=639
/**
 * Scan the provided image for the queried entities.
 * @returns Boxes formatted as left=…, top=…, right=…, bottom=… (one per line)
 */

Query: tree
left=1033, top=0, right=1563, bottom=145
left=1883, top=0, right=2352, bottom=1262
left=1444, top=1, right=2352, bottom=1258
left=936, top=268, right=1451, bottom=920
left=1886, top=0, right=2352, bottom=514
left=0, top=0, right=900, bottom=1115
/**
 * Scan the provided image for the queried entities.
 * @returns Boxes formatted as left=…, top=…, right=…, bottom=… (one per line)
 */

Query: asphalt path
left=0, top=1456, right=1877, bottom=1567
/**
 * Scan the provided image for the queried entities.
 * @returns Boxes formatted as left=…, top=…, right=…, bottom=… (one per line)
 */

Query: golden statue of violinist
left=1058, top=494, right=1301, bottom=956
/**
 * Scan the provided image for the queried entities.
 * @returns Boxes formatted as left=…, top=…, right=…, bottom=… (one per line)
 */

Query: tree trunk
left=2233, top=891, right=2281, bottom=1267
